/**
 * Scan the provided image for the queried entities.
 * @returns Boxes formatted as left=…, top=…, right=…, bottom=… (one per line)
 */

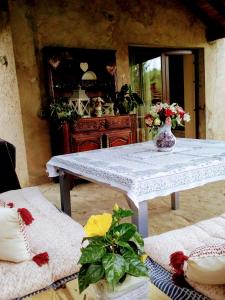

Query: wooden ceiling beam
left=183, top=0, right=225, bottom=41
left=183, top=0, right=218, bottom=28
left=207, top=0, right=225, bottom=20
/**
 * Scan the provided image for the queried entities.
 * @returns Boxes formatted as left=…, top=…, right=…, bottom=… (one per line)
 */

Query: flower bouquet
left=78, top=205, right=149, bottom=299
left=144, top=102, right=190, bottom=151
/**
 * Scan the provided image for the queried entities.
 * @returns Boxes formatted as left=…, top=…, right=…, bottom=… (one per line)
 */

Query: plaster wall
left=0, top=12, right=28, bottom=185
left=8, top=0, right=224, bottom=184
left=205, top=39, right=225, bottom=140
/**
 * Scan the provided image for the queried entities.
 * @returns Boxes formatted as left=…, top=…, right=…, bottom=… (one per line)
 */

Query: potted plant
left=49, top=98, right=80, bottom=125
left=78, top=204, right=149, bottom=299
left=114, top=84, right=143, bottom=115
left=49, top=98, right=81, bottom=154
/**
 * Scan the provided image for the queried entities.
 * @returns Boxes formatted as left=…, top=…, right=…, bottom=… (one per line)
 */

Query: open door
left=129, top=47, right=197, bottom=141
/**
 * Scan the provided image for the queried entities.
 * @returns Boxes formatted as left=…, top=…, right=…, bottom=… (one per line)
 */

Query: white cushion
left=184, top=244, right=225, bottom=285
left=0, top=207, right=31, bottom=262
left=144, top=214, right=225, bottom=300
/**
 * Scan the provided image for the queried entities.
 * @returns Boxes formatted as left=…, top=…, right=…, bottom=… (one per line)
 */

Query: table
left=46, top=138, right=225, bottom=237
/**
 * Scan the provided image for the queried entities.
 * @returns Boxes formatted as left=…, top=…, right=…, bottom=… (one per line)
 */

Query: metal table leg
left=126, top=196, right=148, bottom=238
left=59, top=169, right=72, bottom=216
left=171, top=192, right=179, bottom=210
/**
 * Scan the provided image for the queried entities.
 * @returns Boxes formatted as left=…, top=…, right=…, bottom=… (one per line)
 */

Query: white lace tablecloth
left=46, top=139, right=225, bottom=207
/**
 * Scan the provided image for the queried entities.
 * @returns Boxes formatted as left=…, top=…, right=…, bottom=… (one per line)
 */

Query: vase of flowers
left=78, top=205, right=149, bottom=300
left=144, top=102, right=191, bottom=152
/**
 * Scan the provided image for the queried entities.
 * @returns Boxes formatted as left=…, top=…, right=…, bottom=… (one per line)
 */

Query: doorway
left=129, top=47, right=200, bottom=141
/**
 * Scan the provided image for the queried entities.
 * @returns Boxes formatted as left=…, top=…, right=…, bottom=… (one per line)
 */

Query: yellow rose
left=140, top=254, right=148, bottom=263
left=113, top=203, right=119, bottom=211
left=154, top=118, right=161, bottom=126
left=84, top=213, right=112, bottom=237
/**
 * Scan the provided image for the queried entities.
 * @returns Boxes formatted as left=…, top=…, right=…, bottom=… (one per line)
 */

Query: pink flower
left=177, top=106, right=185, bottom=118
left=165, top=117, right=171, bottom=125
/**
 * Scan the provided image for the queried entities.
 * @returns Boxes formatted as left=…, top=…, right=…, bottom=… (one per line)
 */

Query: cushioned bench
left=0, top=187, right=84, bottom=300
left=144, top=214, right=225, bottom=300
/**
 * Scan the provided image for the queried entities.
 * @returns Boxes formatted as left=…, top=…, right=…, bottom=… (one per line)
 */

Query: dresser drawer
left=105, top=116, right=131, bottom=129
left=73, top=117, right=105, bottom=132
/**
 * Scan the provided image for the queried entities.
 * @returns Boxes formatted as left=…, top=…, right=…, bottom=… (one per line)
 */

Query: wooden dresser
left=53, top=115, right=137, bottom=155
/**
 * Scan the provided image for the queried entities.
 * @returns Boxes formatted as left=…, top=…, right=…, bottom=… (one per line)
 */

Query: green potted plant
left=49, top=98, right=80, bottom=125
left=114, top=84, right=143, bottom=115
left=78, top=204, right=149, bottom=299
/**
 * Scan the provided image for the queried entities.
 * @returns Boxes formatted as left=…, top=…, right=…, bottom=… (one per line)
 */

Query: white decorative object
left=94, top=276, right=149, bottom=300
left=82, top=70, right=97, bottom=80
left=102, top=102, right=114, bottom=116
left=91, top=97, right=104, bottom=117
left=80, top=62, right=88, bottom=72
left=69, top=88, right=90, bottom=117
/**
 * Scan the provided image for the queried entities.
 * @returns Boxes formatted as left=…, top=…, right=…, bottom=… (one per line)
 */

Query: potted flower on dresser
left=78, top=205, right=149, bottom=300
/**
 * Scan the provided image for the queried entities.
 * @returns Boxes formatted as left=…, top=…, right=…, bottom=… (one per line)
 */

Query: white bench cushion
left=0, top=187, right=84, bottom=300
left=144, top=215, right=225, bottom=299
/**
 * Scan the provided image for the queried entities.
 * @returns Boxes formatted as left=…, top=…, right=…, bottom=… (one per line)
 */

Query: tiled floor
left=39, top=180, right=225, bottom=236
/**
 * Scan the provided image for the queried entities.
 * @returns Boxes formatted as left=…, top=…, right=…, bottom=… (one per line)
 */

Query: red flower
left=165, top=108, right=174, bottom=117
left=144, top=114, right=153, bottom=127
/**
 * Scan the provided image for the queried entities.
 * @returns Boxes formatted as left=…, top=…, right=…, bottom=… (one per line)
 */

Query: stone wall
left=6, top=0, right=225, bottom=184
left=0, top=11, right=28, bottom=185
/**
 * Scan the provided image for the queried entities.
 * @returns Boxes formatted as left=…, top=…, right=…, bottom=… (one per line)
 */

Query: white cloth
left=46, top=138, right=225, bottom=207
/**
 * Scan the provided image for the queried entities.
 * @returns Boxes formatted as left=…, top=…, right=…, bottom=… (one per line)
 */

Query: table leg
left=171, top=192, right=179, bottom=210
left=59, top=170, right=71, bottom=216
left=126, top=197, right=148, bottom=238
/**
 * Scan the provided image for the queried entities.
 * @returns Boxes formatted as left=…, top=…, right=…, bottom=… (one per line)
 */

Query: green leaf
left=78, top=264, right=104, bottom=294
left=113, top=223, right=136, bottom=241
left=123, top=249, right=139, bottom=260
left=171, top=117, right=177, bottom=129
left=102, top=253, right=127, bottom=287
left=113, top=207, right=133, bottom=219
left=129, top=231, right=144, bottom=253
left=78, top=264, right=89, bottom=294
left=125, top=257, right=149, bottom=277
left=79, top=242, right=106, bottom=264
left=86, top=264, right=105, bottom=283
left=117, top=240, right=136, bottom=253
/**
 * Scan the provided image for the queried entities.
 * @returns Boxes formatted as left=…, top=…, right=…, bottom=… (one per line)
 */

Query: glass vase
left=154, top=124, right=176, bottom=152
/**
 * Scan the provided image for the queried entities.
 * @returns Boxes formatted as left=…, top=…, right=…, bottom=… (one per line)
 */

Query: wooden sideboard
left=51, top=115, right=137, bottom=155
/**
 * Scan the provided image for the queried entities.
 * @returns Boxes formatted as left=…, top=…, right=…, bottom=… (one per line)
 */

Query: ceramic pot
left=93, top=275, right=149, bottom=300
left=154, top=124, right=176, bottom=152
